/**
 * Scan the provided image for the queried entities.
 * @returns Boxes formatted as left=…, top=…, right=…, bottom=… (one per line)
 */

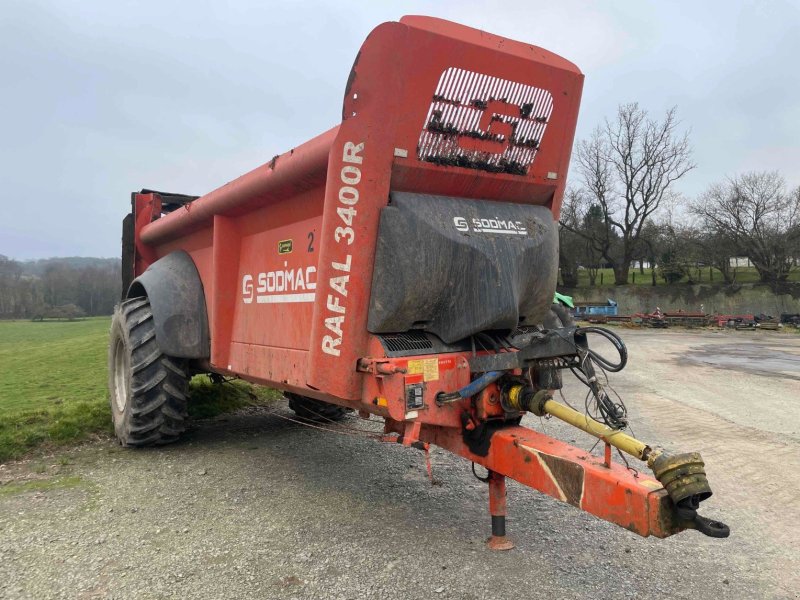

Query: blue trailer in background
left=572, top=299, right=618, bottom=318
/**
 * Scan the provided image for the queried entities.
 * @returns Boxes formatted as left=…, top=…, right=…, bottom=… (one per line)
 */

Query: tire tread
left=110, top=298, right=189, bottom=446
left=286, top=393, right=350, bottom=422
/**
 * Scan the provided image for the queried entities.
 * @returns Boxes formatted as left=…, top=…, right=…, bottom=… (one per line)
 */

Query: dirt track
left=1, top=329, right=799, bottom=599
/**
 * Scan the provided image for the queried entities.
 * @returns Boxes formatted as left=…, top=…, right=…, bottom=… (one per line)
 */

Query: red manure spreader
left=109, top=16, right=728, bottom=548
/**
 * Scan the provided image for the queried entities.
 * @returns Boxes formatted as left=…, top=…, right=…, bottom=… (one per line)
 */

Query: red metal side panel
left=308, top=18, right=583, bottom=399
left=232, top=186, right=325, bottom=353
left=390, top=17, right=584, bottom=218
left=210, top=216, right=239, bottom=369
left=133, top=193, right=160, bottom=275
left=137, top=131, right=334, bottom=388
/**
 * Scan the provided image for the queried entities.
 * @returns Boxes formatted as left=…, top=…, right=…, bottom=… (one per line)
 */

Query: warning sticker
left=406, top=358, right=439, bottom=381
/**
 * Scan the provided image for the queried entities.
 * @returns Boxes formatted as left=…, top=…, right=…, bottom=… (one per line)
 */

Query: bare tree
left=0, top=257, right=121, bottom=319
left=580, top=202, right=614, bottom=285
left=694, top=230, right=738, bottom=284
left=566, top=103, right=694, bottom=285
left=655, top=224, right=704, bottom=284
left=558, top=189, right=616, bottom=287
left=558, top=189, right=583, bottom=287
left=692, top=171, right=800, bottom=286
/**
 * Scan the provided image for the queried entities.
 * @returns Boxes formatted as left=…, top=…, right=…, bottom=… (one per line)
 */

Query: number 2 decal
left=307, top=231, right=315, bottom=252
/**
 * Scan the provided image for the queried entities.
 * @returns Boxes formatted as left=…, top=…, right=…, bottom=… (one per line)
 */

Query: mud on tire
left=108, top=297, right=189, bottom=446
left=286, top=393, right=350, bottom=422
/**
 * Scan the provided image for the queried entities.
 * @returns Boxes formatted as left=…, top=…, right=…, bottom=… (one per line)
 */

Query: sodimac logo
left=453, top=216, right=527, bottom=236
left=242, top=263, right=317, bottom=304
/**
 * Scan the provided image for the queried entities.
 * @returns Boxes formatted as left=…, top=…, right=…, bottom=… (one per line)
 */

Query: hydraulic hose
left=437, top=370, right=504, bottom=405
left=579, top=326, right=628, bottom=372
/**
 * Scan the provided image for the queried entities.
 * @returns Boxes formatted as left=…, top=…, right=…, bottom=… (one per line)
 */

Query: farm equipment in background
left=781, top=313, right=800, bottom=328
left=716, top=314, right=756, bottom=329
left=638, top=307, right=668, bottom=328
left=109, top=16, right=729, bottom=548
left=571, top=299, right=618, bottom=322
left=663, top=310, right=708, bottom=328
left=578, top=308, right=786, bottom=331
left=630, top=308, right=708, bottom=328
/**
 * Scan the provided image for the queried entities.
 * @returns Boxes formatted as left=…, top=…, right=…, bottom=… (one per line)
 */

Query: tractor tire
left=286, top=393, right=349, bottom=422
left=108, top=297, right=189, bottom=446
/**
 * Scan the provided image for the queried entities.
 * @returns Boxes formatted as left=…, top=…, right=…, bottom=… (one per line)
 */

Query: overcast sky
left=2, top=0, right=798, bottom=259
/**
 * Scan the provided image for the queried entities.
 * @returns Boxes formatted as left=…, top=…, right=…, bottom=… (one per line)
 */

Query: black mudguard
left=368, top=193, right=558, bottom=343
left=127, top=250, right=210, bottom=359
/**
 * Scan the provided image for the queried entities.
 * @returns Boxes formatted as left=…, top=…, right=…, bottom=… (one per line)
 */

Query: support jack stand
left=487, top=470, right=514, bottom=551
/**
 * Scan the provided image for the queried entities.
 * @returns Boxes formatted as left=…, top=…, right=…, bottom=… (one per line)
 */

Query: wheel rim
left=113, top=337, right=130, bottom=412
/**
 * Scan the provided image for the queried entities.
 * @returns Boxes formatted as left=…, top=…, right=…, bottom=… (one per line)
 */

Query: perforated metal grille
left=379, top=332, right=434, bottom=354
left=417, top=67, right=554, bottom=175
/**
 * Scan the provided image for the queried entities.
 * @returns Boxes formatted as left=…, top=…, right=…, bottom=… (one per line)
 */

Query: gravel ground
left=1, top=329, right=799, bottom=599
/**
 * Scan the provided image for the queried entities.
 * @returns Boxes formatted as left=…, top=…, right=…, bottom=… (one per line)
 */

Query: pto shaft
left=537, top=396, right=653, bottom=461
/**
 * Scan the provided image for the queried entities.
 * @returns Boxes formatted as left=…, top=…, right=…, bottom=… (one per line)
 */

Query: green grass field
left=0, top=317, right=279, bottom=462
left=572, top=265, right=800, bottom=287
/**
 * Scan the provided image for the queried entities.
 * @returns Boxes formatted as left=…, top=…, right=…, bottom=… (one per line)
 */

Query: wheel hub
left=113, top=338, right=129, bottom=412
